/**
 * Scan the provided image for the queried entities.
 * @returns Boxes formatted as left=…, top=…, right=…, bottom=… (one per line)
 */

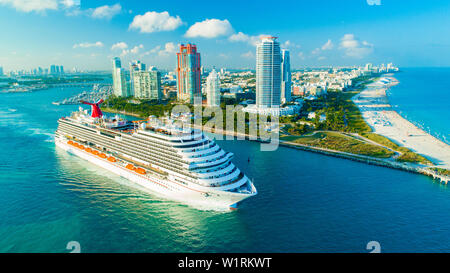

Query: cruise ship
left=55, top=100, right=257, bottom=210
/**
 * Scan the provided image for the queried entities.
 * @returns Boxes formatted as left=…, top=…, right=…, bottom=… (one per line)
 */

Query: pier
left=53, top=84, right=113, bottom=105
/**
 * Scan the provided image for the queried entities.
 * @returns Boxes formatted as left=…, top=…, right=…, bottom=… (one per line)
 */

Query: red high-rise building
left=176, top=44, right=201, bottom=103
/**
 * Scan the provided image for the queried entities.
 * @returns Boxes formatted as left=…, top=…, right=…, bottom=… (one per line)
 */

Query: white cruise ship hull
left=55, top=138, right=256, bottom=210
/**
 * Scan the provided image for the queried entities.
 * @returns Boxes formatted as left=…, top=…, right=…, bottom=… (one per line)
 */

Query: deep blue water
left=0, top=70, right=449, bottom=253
left=387, top=67, right=450, bottom=144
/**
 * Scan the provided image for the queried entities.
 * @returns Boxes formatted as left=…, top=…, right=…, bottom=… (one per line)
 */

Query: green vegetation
left=103, top=95, right=179, bottom=118
left=283, top=132, right=395, bottom=158
left=397, top=152, right=433, bottom=165
left=431, top=168, right=450, bottom=176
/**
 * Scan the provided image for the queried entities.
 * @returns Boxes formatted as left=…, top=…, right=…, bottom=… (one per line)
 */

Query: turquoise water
left=387, top=67, right=450, bottom=144
left=0, top=71, right=450, bottom=253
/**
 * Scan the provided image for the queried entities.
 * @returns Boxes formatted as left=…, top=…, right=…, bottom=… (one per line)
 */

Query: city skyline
left=1, top=0, right=450, bottom=71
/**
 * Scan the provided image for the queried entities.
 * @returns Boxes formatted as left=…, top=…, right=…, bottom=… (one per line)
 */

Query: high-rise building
left=133, top=67, right=162, bottom=100
left=50, top=65, right=57, bottom=75
left=206, top=69, right=220, bottom=107
left=59, top=65, right=64, bottom=75
left=112, top=57, right=129, bottom=97
left=129, top=60, right=146, bottom=96
left=256, top=36, right=281, bottom=108
left=281, top=49, right=292, bottom=104
left=0, top=66, right=3, bottom=76
left=176, top=44, right=201, bottom=103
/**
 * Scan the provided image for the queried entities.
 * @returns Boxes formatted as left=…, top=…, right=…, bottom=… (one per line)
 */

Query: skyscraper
left=112, top=57, right=129, bottom=97
left=256, top=36, right=281, bottom=108
left=281, top=49, right=292, bottom=104
left=133, top=67, right=162, bottom=100
left=59, top=65, right=64, bottom=75
left=206, top=69, right=220, bottom=107
left=176, top=44, right=201, bottom=104
left=129, top=60, right=146, bottom=96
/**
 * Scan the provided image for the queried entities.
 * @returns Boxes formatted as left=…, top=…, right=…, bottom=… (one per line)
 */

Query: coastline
left=353, top=74, right=450, bottom=170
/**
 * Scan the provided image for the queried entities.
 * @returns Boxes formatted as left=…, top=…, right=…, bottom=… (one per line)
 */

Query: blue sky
left=0, top=0, right=450, bottom=71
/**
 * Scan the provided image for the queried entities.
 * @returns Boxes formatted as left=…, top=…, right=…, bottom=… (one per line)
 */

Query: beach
left=353, top=76, right=450, bottom=169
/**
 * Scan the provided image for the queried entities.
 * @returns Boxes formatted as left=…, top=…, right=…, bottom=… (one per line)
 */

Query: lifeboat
left=126, top=164, right=135, bottom=170
left=85, top=148, right=92, bottom=153
left=107, top=156, right=116, bottom=162
left=135, top=168, right=146, bottom=175
left=73, top=143, right=79, bottom=148
left=92, top=150, right=99, bottom=156
left=67, top=140, right=74, bottom=145
left=99, top=153, right=107, bottom=159
left=79, top=145, right=85, bottom=150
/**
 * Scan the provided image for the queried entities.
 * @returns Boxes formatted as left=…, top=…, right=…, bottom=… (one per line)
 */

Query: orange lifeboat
left=135, top=168, right=146, bottom=175
left=79, top=145, right=85, bottom=150
left=85, top=148, right=92, bottom=153
left=107, top=156, right=116, bottom=162
left=99, top=153, right=107, bottom=159
left=126, top=164, right=135, bottom=170
left=67, top=140, right=74, bottom=145
left=92, top=150, right=99, bottom=156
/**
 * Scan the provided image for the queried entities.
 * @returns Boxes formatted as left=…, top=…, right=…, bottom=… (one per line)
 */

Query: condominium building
left=256, top=36, right=281, bottom=108
left=176, top=44, right=201, bottom=104
left=206, top=69, right=220, bottom=107
left=133, top=67, right=162, bottom=100
left=112, top=57, right=129, bottom=97
left=281, top=49, right=292, bottom=104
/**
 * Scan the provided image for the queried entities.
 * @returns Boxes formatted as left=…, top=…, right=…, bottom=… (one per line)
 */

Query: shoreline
left=353, top=75, right=450, bottom=170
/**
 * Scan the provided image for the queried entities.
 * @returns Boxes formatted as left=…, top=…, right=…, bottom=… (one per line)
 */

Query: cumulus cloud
left=90, top=3, right=121, bottom=20
left=111, top=42, right=128, bottom=51
left=228, top=32, right=270, bottom=46
left=158, top=42, right=176, bottom=56
left=73, top=41, right=104, bottom=48
left=61, top=0, right=79, bottom=8
left=129, top=11, right=183, bottom=33
left=185, top=19, right=233, bottom=38
left=298, top=52, right=305, bottom=60
left=339, top=34, right=374, bottom=58
left=241, top=51, right=254, bottom=58
left=321, top=39, right=333, bottom=50
left=0, top=0, right=59, bottom=13
left=120, top=44, right=144, bottom=56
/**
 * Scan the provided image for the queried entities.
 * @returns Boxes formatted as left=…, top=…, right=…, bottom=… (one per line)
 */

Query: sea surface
left=0, top=70, right=450, bottom=253
left=387, top=67, right=450, bottom=144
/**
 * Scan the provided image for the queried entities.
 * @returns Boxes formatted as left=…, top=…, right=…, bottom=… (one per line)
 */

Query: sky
left=0, top=0, right=450, bottom=72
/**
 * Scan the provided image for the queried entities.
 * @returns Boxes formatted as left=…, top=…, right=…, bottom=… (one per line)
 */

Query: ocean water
left=387, top=67, right=450, bottom=144
left=0, top=74, right=450, bottom=253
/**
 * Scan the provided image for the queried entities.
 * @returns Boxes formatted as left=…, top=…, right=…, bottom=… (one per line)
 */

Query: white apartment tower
left=133, top=67, right=162, bottom=100
left=281, top=49, right=292, bottom=104
left=256, top=36, right=281, bottom=108
left=206, top=69, right=220, bottom=107
left=112, top=57, right=129, bottom=97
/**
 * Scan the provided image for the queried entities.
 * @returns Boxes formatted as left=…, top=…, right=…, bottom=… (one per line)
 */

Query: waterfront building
left=176, top=44, right=201, bottom=104
left=59, top=66, right=64, bottom=75
left=129, top=60, right=146, bottom=96
left=281, top=49, right=292, bottom=104
left=256, top=36, right=281, bottom=108
left=133, top=67, right=162, bottom=100
left=206, top=69, right=220, bottom=107
left=112, top=57, right=129, bottom=97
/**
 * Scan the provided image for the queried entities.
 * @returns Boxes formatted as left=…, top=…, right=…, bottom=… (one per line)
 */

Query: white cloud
left=129, top=11, right=183, bottom=33
left=121, top=44, right=144, bottom=56
left=311, top=48, right=320, bottom=55
left=228, top=32, right=270, bottom=46
left=321, top=39, right=333, bottom=50
left=111, top=42, right=128, bottom=51
left=61, top=0, right=79, bottom=8
left=339, top=34, right=374, bottom=58
left=73, top=41, right=104, bottom=48
left=229, top=32, right=249, bottom=42
left=90, top=3, right=121, bottom=20
left=241, top=51, right=254, bottom=58
left=218, top=53, right=230, bottom=59
left=185, top=19, right=233, bottom=38
left=318, top=56, right=326, bottom=61
left=158, top=42, right=176, bottom=56
left=0, top=0, right=58, bottom=13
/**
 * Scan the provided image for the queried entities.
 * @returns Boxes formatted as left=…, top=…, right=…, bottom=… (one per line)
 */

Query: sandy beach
left=353, top=76, right=450, bottom=169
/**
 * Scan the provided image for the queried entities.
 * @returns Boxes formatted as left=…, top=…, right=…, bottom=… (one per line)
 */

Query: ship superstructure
left=55, top=104, right=257, bottom=209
